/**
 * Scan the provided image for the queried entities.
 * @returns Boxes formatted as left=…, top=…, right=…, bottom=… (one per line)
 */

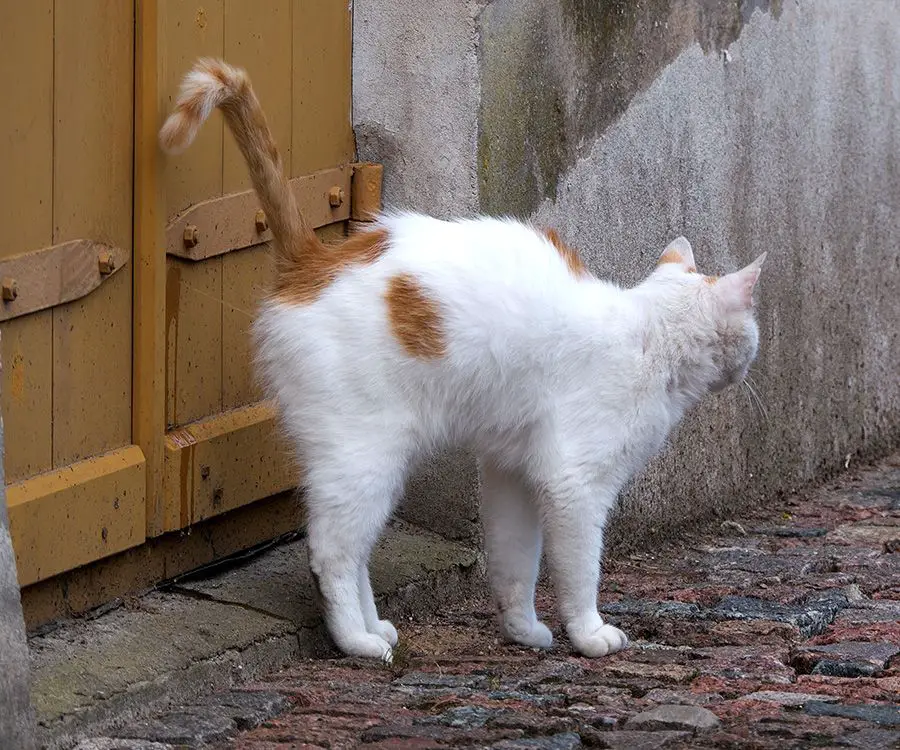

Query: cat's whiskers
left=740, top=381, right=755, bottom=416
left=742, top=375, right=769, bottom=424
left=746, top=373, right=770, bottom=421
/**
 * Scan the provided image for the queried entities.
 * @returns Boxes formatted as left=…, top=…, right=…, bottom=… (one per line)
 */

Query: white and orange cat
left=161, top=59, right=766, bottom=662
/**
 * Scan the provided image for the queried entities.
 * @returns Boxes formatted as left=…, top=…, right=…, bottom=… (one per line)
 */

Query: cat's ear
left=713, top=252, right=767, bottom=310
left=657, top=237, right=696, bottom=272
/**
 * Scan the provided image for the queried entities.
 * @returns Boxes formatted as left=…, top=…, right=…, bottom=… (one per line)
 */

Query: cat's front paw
left=502, top=617, right=553, bottom=649
left=567, top=617, right=629, bottom=657
left=372, top=618, right=399, bottom=647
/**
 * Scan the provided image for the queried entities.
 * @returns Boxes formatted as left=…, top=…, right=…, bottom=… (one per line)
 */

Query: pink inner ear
left=715, top=253, right=766, bottom=310
left=718, top=266, right=761, bottom=310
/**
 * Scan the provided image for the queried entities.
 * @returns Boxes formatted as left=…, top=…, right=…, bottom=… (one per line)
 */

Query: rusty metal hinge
left=165, top=162, right=385, bottom=262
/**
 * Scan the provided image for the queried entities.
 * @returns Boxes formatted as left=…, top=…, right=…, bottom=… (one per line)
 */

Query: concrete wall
left=353, top=0, right=900, bottom=548
left=0, top=372, right=36, bottom=747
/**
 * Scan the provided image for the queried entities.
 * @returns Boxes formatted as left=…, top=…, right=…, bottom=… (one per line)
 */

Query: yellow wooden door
left=2, top=0, right=378, bottom=592
left=1, top=2, right=144, bottom=586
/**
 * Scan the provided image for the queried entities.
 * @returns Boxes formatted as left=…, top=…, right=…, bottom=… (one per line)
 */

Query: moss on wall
left=478, top=0, right=782, bottom=216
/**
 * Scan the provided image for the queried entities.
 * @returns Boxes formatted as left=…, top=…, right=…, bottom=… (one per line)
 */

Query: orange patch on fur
left=274, top=226, right=389, bottom=305
left=658, top=249, right=684, bottom=265
left=385, top=273, right=446, bottom=359
left=703, top=275, right=719, bottom=285
left=542, top=228, right=591, bottom=279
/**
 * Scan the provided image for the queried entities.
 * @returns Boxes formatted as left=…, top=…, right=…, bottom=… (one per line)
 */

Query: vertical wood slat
left=0, top=2, right=54, bottom=482
left=135, top=0, right=170, bottom=535
left=222, top=0, right=291, bottom=409
left=163, top=0, right=225, bottom=427
left=166, top=258, right=223, bottom=426
left=51, top=0, right=134, bottom=468
left=291, top=0, right=354, bottom=176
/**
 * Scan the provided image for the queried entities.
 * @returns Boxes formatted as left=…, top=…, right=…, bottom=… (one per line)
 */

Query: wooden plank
left=166, top=258, right=223, bottom=426
left=134, top=0, right=169, bottom=536
left=20, top=492, right=300, bottom=630
left=163, top=428, right=192, bottom=532
left=0, top=1, right=53, bottom=262
left=1, top=317, right=52, bottom=482
left=7, top=446, right=147, bottom=586
left=222, top=246, right=271, bottom=409
left=291, top=0, right=354, bottom=175
left=164, top=402, right=297, bottom=524
left=52, top=0, right=134, bottom=468
left=223, top=0, right=292, bottom=193
left=0, top=1, right=54, bottom=482
left=52, top=272, right=133, bottom=466
left=0, top=240, right=129, bottom=323
left=162, top=1, right=225, bottom=429
left=162, top=0, right=225, bottom=218
left=165, top=166, right=352, bottom=260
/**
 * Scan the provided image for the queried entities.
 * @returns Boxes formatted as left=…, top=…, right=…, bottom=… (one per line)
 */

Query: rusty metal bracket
left=0, top=239, right=130, bottom=322
left=350, top=162, right=383, bottom=222
left=164, top=163, right=385, bottom=261
left=165, top=165, right=353, bottom=261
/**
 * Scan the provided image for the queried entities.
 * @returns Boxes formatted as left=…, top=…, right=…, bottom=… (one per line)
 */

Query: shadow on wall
left=479, top=0, right=783, bottom=217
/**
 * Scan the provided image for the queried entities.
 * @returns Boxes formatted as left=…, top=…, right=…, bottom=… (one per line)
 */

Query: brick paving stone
left=74, top=741, right=175, bottom=750
left=643, top=689, right=723, bottom=705
left=803, top=700, right=900, bottom=726
left=792, top=641, right=900, bottom=677
left=833, top=727, right=900, bottom=749
left=98, top=453, right=900, bottom=749
left=581, top=730, right=691, bottom=749
left=740, top=690, right=841, bottom=706
left=835, top=599, right=900, bottom=624
left=489, top=732, right=582, bottom=749
left=625, top=704, right=722, bottom=732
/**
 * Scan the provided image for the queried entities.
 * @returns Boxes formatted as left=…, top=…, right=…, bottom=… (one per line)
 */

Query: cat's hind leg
left=304, top=441, right=407, bottom=661
left=480, top=458, right=553, bottom=649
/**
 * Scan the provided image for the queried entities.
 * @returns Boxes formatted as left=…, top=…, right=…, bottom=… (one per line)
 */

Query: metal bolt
left=101, top=527, right=109, bottom=542
left=183, top=224, right=200, bottom=248
left=213, top=488, right=224, bottom=508
left=1, top=277, right=17, bottom=301
left=255, top=209, right=268, bottom=233
left=200, top=465, right=210, bottom=480
left=98, top=250, right=115, bottom=275
left=328, top=186, right=344, bottom=208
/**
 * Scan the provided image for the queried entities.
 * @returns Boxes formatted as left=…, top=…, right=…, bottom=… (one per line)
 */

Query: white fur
left=254, top=215, right=764, bottom=660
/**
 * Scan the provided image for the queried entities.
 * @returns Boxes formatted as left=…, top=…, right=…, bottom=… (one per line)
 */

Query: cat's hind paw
left=335, top=632, right=394, bottom=661
left=502, top=618, right=554, bottom=649
left=568, top=620, right=629, bottom=658
left=372, top=618, right=399, bottom=647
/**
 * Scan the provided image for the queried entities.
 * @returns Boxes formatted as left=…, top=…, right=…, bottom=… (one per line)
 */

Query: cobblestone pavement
left=98, top=455, right=900, bottom=749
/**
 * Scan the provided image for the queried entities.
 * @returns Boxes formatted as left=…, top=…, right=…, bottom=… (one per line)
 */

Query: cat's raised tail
left=159, top=58, right=320, bottom=274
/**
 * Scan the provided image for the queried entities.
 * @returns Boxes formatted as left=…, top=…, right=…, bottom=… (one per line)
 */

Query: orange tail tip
left=159, top=58, right=247, bottom=154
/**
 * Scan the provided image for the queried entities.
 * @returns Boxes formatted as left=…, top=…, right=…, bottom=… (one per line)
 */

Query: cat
left=160, top=59, right=766, bottom=662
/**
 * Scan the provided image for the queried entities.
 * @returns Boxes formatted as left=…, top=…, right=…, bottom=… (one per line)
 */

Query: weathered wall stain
left=479, top=0, right=782, bottom=217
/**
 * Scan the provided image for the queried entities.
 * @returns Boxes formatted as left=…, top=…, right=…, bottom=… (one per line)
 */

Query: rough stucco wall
left=353, top=0, right=483, bottom=216
left=482, top=0, right=900, bottom=547
left=353, top=0, right=900, bottom=548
